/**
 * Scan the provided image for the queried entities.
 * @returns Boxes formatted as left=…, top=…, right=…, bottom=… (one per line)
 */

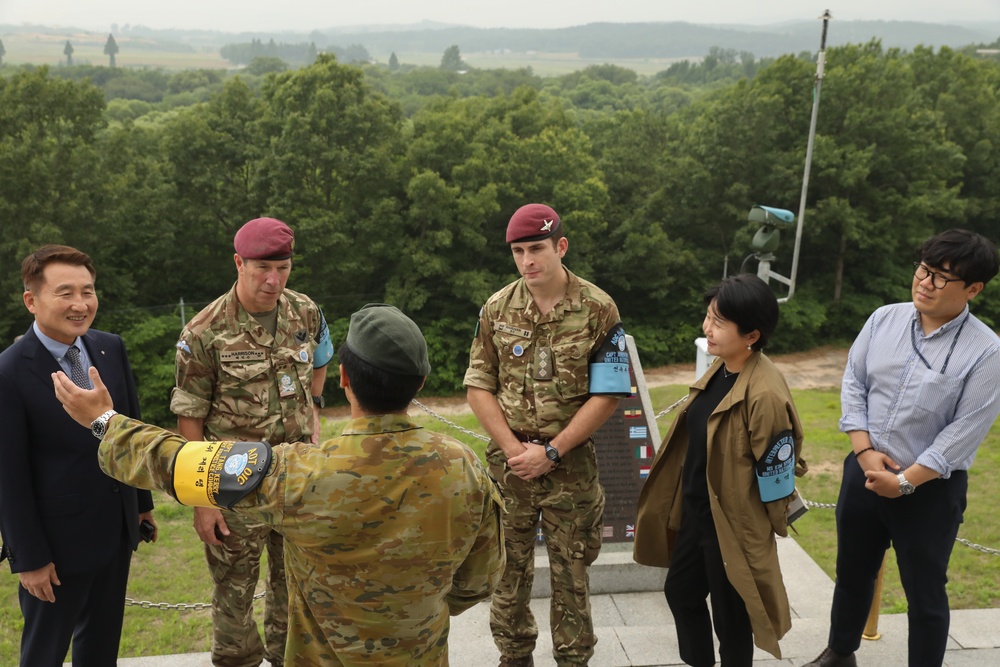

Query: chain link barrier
left=409, top=397, right=996, bottom=558
left=410, top=399, right=491, bottom=442
left=955, top=538, right=1000, bottom=557
left=654, top=395, right=688, bottom=420
left=803, top=498, right=838, bottom=510
left=125, top=591, right=264, bottom=610
left=120, top=395, right=997, bottom=612
left=801, top=499, right=995, bottom=556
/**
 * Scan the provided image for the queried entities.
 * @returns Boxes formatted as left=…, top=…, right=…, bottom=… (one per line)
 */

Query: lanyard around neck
left=910, top=312, right=969, bottom=375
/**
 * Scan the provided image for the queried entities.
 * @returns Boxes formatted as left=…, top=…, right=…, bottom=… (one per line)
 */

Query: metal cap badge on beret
left=234, top=217, right=295, bottom=260
left=346, top=304, right=431, bottom=376
left=505, top=203, right=561, bottom=243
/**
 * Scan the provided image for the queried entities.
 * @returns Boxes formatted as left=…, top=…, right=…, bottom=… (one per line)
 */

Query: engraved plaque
left=593, top=335, right=661, bottom=543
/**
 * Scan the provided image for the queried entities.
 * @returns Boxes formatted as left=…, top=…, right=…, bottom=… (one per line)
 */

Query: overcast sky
left=2, top=0, right=999, bottom=33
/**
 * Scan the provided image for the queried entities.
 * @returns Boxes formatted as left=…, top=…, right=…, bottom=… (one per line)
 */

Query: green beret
left=346, top=304, right=430, bottom=376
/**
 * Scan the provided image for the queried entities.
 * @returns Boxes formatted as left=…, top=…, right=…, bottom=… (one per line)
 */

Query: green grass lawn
left=2, top=384, right=999, bottom=661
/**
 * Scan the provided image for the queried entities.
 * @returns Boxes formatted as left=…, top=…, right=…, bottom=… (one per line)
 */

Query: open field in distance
left=0, top=32, right=232, bottom=69
left=1, top=31, right=695, bottom=74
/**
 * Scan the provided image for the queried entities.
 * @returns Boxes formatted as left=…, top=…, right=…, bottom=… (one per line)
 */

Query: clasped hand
left=507, top=444, right=556, bottom=480
left=860, top=450, right=905, bottom=498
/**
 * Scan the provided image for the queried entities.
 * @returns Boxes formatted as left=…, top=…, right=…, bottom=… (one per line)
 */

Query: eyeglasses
left=913, top=262, right=963, bottom=290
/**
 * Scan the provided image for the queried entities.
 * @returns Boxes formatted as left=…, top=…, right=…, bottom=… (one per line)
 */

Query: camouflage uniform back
left=172, top=284, right=325, bottom=667
left=465, top=268, right=623, bottom=666
left=98, top=415, right=505, bottom=667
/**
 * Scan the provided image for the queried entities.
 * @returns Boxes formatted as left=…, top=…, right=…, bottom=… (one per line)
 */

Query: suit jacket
left=0, top=326, right=153, bottom=576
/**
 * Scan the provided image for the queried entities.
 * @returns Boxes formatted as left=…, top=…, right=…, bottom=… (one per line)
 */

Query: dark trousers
left=829, top=454, right=967, bottom=667
left=19, top=531, right=132, bottom=667
left=664, top=507, right=753, bottom=667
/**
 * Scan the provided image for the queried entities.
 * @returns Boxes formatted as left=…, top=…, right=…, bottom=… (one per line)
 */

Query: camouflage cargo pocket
left=576, top=485, right=605, bottom=566
left=552, top=336, right=591, bottom=402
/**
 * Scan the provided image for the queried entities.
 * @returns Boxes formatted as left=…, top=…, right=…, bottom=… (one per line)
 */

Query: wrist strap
left=854, top=446, right=876, bottom=458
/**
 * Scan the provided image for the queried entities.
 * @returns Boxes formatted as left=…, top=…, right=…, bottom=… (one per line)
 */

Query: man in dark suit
left=0, top=244, right=155, bottom=667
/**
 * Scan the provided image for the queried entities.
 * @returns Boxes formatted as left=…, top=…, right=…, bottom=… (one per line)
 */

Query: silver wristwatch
left=897, top=472, right=916, bottom=496
left=91, top=410, right=118, bottom=440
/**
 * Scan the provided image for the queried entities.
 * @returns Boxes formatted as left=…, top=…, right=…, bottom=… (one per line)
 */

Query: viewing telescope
left=746, top=204, right=796, bottom=300
left=748, top=205, right=795, bottom=254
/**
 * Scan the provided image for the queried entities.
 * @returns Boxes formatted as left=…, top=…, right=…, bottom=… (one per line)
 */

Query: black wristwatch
left=543, top=440, right=561, bottom=464
left=312, top=395, right=325, bottom=409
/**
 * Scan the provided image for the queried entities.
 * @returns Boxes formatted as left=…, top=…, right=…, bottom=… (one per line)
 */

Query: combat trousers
left=488, top=439, right=605, bottom=666
left=206, top=510, right=288, bottom=667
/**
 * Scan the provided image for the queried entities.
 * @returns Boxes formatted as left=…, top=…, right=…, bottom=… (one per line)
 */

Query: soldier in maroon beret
left=233, top=217, right=295, bottom=261
left=171, top=216, right=334, bottom=667
left=466, top=203, right=632, bottom=667
left=504, top=203, right=562, bottom=243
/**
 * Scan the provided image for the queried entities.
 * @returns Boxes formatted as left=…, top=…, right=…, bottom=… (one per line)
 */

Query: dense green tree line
left=2, top=45, right=1000, bottom=425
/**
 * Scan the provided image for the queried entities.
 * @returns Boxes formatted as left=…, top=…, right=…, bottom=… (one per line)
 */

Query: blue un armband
left=171, top=440, right=272, bottom=509
left=588, top=323, right=631, bottom=396
left=313, top=310, right=334, bottom=368
left=756, top=430, right=796, bottom=502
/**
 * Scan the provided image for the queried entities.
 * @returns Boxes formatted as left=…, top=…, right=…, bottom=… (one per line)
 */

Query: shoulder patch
left=313, top=310, right=334, bottom=368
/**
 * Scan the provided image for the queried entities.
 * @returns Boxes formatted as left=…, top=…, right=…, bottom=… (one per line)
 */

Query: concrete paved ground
left=83, top=537, right=1000, bottom=666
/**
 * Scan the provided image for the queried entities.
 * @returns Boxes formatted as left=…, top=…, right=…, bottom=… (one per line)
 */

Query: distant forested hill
left=306, top=20, right=999, bottom=59
left=3, top=19, right=996, bottom=61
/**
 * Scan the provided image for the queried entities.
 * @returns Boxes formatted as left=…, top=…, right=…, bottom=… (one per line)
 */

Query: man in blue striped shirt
left=805, top=229, right=1000, bottom=667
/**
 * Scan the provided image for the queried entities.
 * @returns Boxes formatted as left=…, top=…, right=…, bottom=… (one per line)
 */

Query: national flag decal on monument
left=624, top=408, right=643, bottom=418
left=625, top=524, right=635, bottom=538
left=629, top=426, right=648, bottom=439
left=635, top=445, right=652, bottom=459
left=639, top=466, right=650, bottom=479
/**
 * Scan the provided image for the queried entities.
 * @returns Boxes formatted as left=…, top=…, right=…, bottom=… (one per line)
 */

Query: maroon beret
left=234, top=218, right=295, bottom=260
left=505, top=204, right=561, bottom=243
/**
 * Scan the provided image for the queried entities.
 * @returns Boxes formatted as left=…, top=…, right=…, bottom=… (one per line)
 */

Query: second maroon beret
left=505, top=204, right=561, bottom=243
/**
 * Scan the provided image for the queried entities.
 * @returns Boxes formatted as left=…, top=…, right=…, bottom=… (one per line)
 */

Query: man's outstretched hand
left=52, top=367, right=114, bottom=429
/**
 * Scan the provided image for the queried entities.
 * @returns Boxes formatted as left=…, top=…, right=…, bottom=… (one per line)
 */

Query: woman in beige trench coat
left=634, top=274, right=807, bottom=666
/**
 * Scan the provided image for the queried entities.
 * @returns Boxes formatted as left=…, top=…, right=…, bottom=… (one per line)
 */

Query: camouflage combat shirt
left=98, top=414, right=505, bottom=667
left=170, top=284, right=326, bottom=445
left=464, top=268, right=625, bottom=438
